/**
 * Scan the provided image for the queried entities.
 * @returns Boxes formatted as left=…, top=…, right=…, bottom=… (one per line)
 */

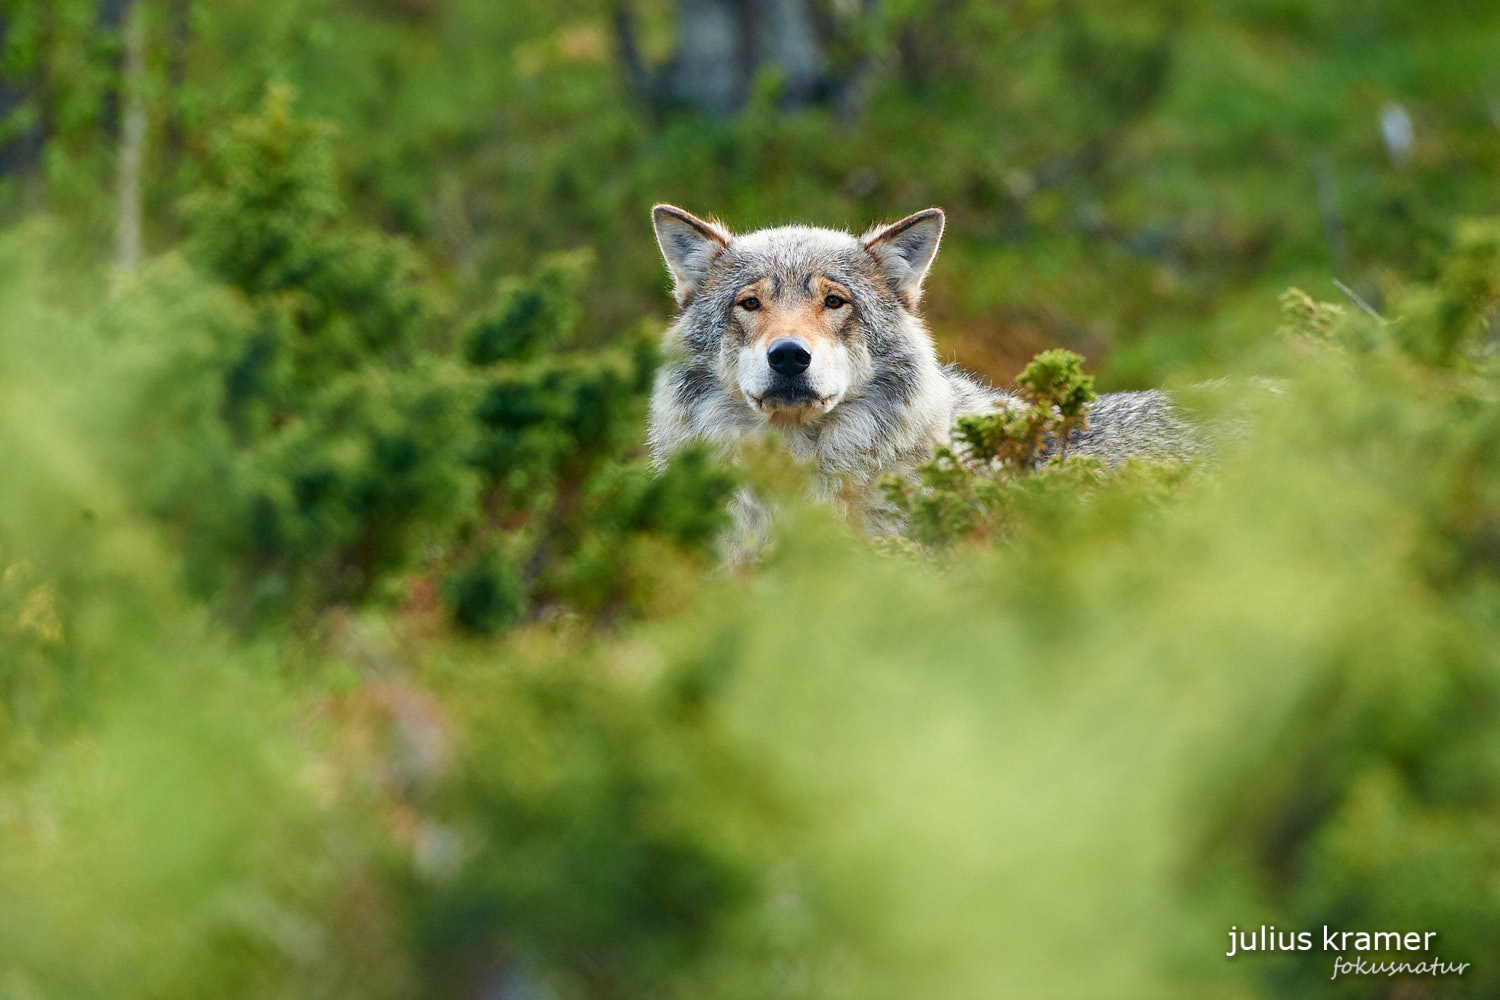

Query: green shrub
left=402, top=651, right=756, bottom=999
left=463, top=252, right=585, bottom=366
left=133, top=90, right=735, bottom=627
left=883, top=348, right=1122, bottom=548
left=127, top=88, right=472, bottom=613
left=442, top=546, right=525, bottom=635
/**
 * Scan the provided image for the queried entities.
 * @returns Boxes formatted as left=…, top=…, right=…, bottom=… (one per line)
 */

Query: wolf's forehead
left=720, top=226, right=870, bottom=283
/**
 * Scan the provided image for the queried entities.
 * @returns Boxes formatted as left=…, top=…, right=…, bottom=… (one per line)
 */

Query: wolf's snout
left=766, top=338, right=812, bottom=377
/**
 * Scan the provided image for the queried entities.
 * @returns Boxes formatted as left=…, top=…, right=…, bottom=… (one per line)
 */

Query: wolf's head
left=652, top=205, right=945, bottom=425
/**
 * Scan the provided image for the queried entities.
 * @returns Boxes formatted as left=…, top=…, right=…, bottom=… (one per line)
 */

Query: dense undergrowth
left=5, top=135, right=1500, bottom=996
left=4, top=2, right=1500, bottom=998
left=116, top=87, right=734, bottom=631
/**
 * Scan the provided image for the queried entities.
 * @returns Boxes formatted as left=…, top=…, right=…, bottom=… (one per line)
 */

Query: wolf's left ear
left=653, top=204, right=731, bottom=306
left=861, top=208, right=945, bottom=305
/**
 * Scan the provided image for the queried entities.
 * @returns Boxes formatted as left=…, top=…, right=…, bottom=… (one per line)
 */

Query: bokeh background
left=2, top=1, right=1500, bottom=998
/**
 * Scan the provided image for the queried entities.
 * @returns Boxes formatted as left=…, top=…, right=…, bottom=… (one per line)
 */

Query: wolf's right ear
left=861, top=208, right=945, bottom=306
left=652, top=204, right=731, bottom=306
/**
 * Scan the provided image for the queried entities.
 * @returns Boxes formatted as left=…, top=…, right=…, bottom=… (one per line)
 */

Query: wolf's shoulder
left=940, top=363, right=1009, bottom=415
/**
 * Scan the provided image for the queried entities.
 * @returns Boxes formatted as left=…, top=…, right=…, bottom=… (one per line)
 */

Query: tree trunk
left=660, top=0, right=828, bottom=116
left=114, top=0, right=146, bottom=275
left=752, top=0, right=823, bottom=108
left=97, top=0, right=131, bottom=140
left=2, top=0, right=55, bottom=195
left=610, top=2, right=656, bottom=110
left=665, top=0, right=746, bottom=116
left=163, top=0, right=190, bottom=167
left=0, top=12, right=23, bottom=175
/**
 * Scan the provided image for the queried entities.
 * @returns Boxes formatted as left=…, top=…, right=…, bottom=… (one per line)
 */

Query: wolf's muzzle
left=766, top=337, right=812, bottom=377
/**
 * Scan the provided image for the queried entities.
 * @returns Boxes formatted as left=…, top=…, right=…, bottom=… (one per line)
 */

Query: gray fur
left=1058, top=389, right=1199, bottom=463
left=647, top=206, right=1195, bottom=533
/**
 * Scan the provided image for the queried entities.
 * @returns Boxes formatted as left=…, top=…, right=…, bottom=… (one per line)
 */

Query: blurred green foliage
left=3, top=1, right=1500, bottom=998
left=119, top=89, right=730, bottom=627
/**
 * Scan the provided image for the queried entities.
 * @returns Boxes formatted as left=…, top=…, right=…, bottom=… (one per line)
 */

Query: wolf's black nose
left=767, top=338, right=812, bottom=377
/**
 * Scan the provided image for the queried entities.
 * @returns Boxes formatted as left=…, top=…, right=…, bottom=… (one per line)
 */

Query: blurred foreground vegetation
left=3, top=1, right=1500, bottom=997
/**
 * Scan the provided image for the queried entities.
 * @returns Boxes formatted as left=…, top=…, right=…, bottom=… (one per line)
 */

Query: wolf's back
left=945, top=369, right=1197, bottom=466
left=1066, top=389, right=1198, bottom=464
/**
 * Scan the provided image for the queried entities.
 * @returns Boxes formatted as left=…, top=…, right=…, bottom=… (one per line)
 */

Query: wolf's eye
left=738, top=296, right=761, bottom=311
left=824, top=294, right=847, bottom=309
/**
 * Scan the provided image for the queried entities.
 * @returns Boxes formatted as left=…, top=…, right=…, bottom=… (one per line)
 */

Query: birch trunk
left=114, top=0, right=147, bottom=276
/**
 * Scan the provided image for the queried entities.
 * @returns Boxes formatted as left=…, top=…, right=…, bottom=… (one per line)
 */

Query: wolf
left=646, top=204, right=1195, bottom=532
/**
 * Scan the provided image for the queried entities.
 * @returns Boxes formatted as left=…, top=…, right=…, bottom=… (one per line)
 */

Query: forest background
left=3, top=1, right=1500, bottom=997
